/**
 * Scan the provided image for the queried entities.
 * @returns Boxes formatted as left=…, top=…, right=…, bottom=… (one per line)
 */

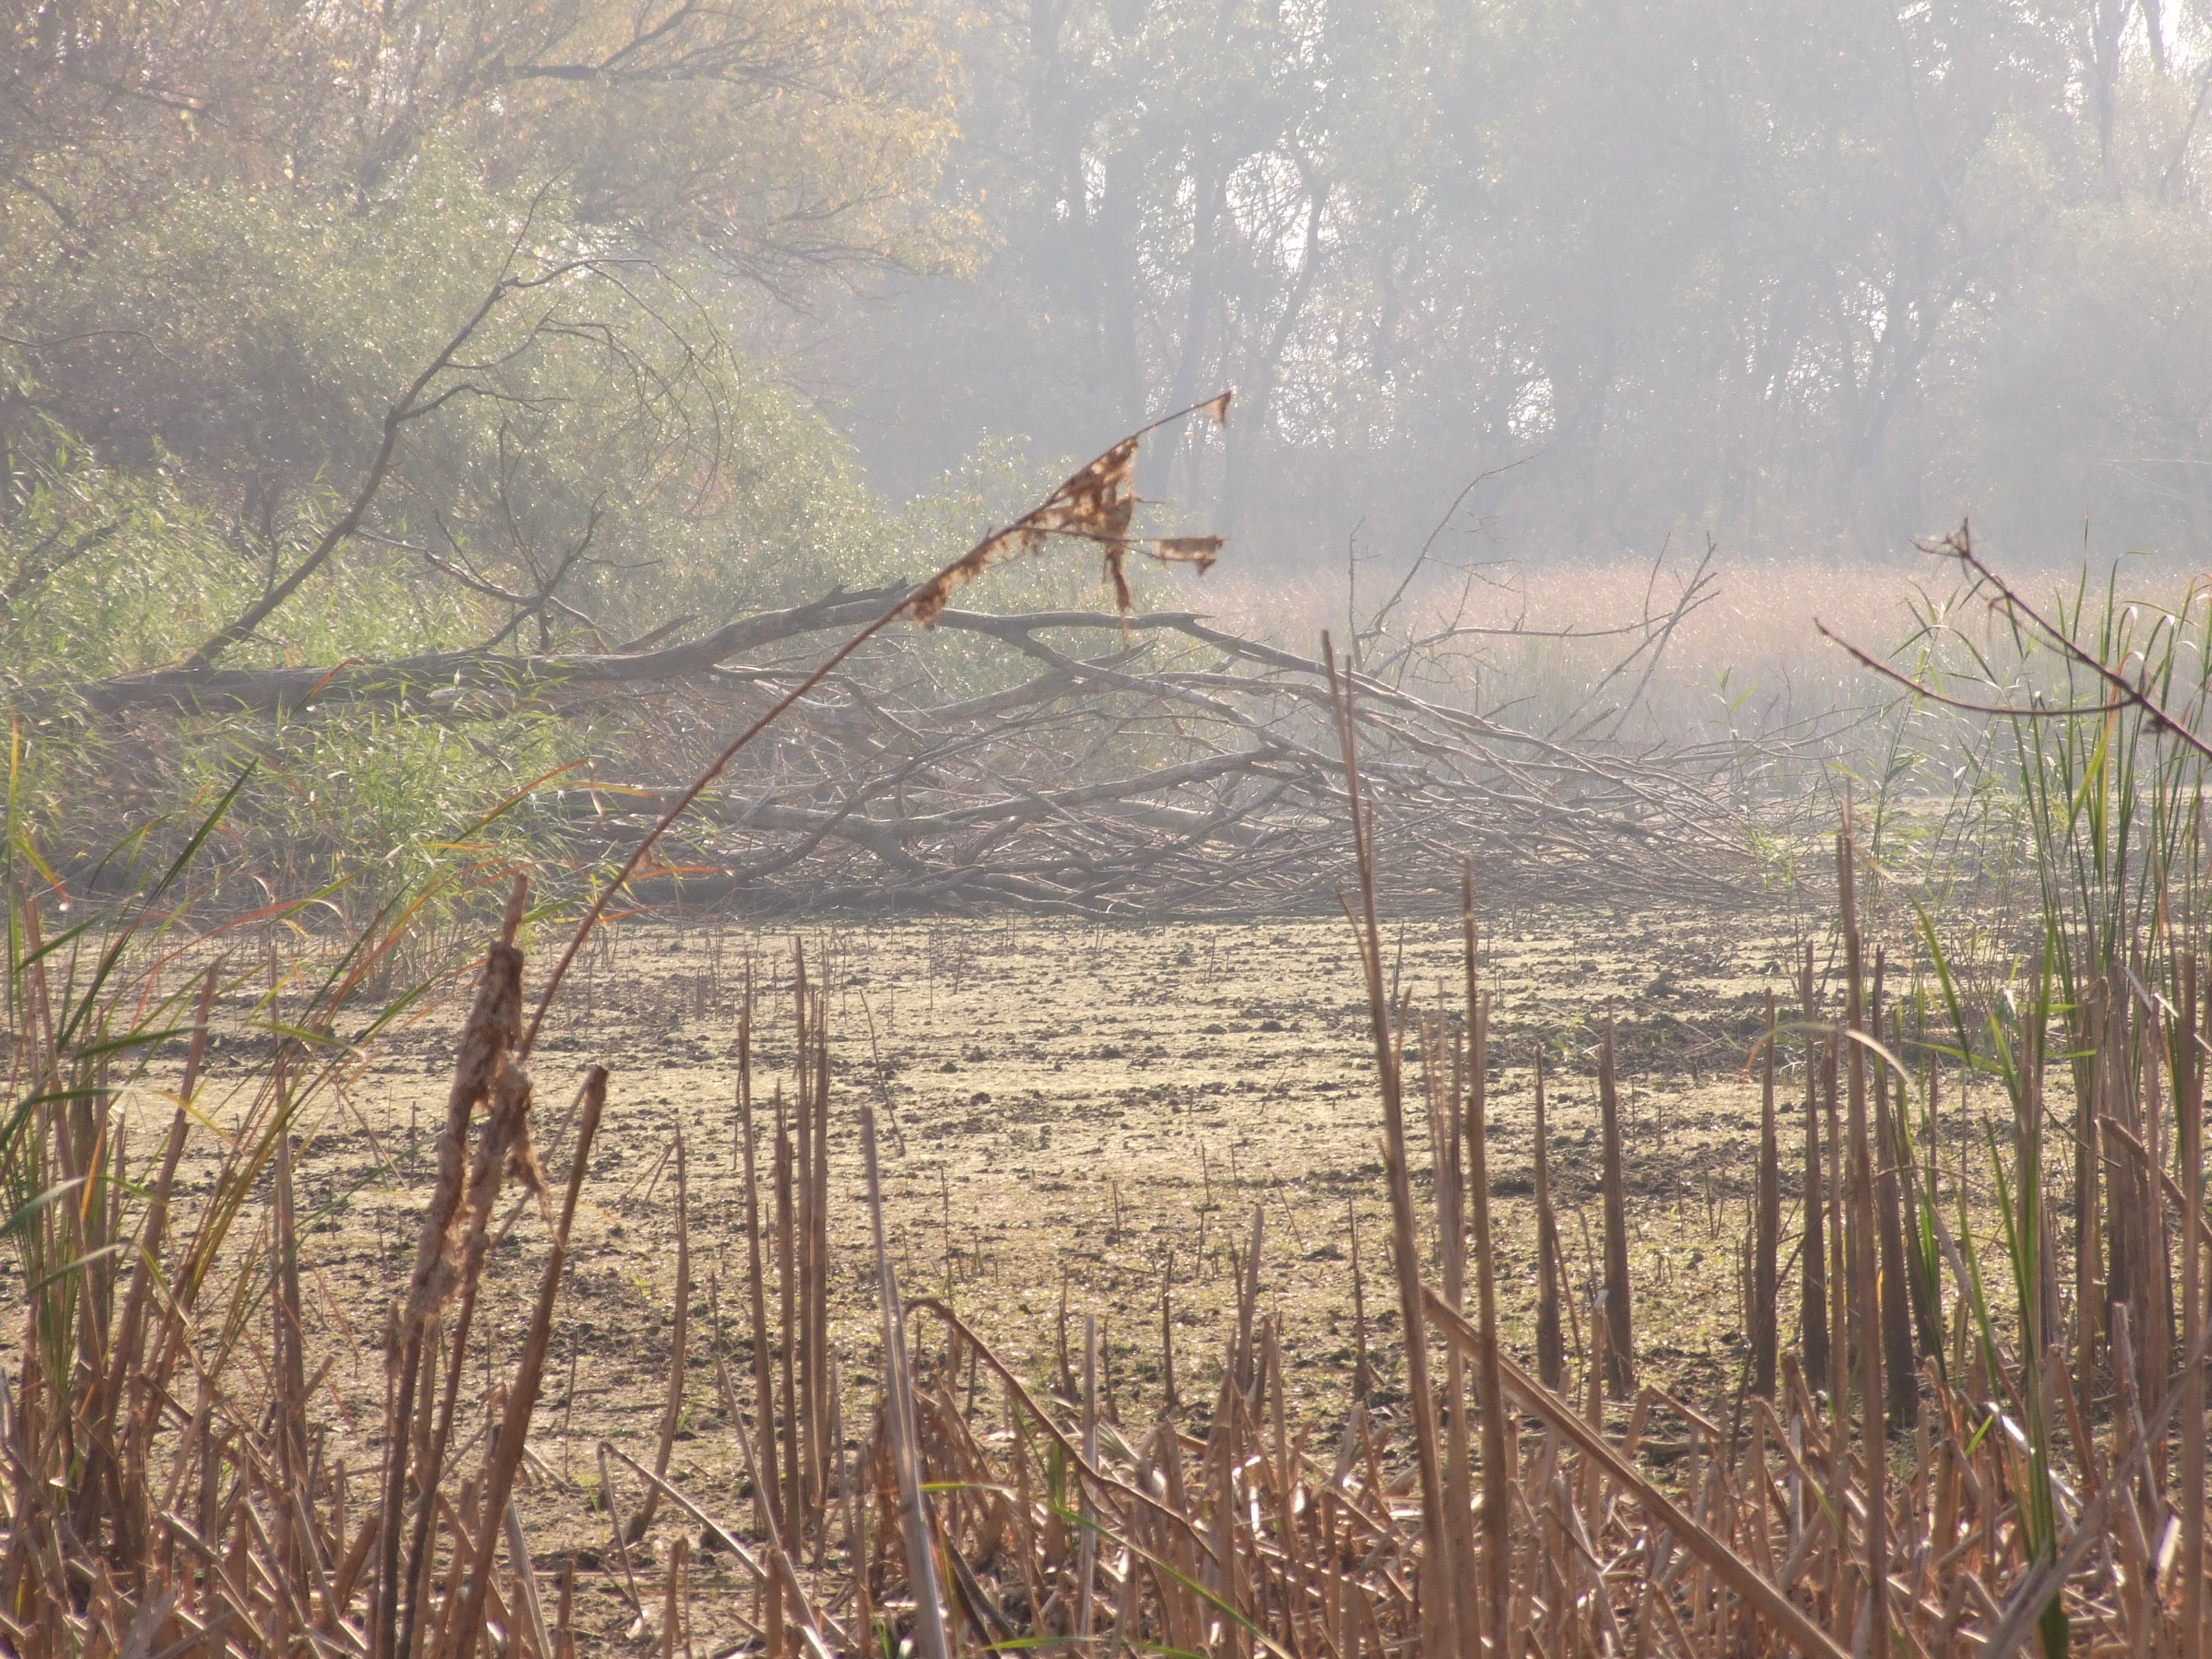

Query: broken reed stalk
left=792, top=944, right=817, bottom=1544
left=1753, top=991, right=1779, bottom=1398
left=1350, top=1198, right=1374, bottom=1401
left=1532, top=1042, right=1564, bottom=1392
left=1460, top=863, right=1511, bottom=1659
left=1869, top=951, right=1916, bottom=1423
left=2076, top=980, right=2105, bottom=1390
left=791, top=943, right=835, bottom=1548
left=1076, top=1313, right=1100, bottom=1640
left=1421, top=1007, right=1477, bottom=1646
left=272, top=1090, right=308, bottom=1587
left=1160, top=1252, right=1179, bottom=1412
left=775, top=1090, right=802, bottom=1560
left=626, top=1119, right=691, bottom=1544
left=736, top=993, right=776, bottom=1529
left=1838, top=812, right=1887, bottom=1650
left=1324, top=632, right=1459, bottom=1659
left=1800, top=942, right=1829, bottom=1383
left=1596, top=1023, right=1634, bottom=1398
left=2184, top=952, right=2207, bottom=1659
left=807, top=976, right=833, bottom=1549
left=860, top=1102, right=953, bottom=1659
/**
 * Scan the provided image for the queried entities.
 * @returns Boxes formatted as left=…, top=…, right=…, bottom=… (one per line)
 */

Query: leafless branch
left=183, top=245, right=604, bottom=670
left=1819, top=520, right=2212, bottom=763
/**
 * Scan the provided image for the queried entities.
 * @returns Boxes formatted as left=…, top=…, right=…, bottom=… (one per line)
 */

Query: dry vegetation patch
left=21, top=904, right=1813, bottom=1652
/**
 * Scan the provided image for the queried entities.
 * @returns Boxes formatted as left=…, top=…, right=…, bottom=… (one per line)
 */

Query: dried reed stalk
left=1754, top=991, right=1779, bottom=1398
left=1460, top=865, right=1511, bottom=1659
left=1596, top=1024, right=1634, bottom=1398
left=1325, top=635, right=1460, bottom=1659
left=447, top=1066, right=607, bottom=1659
left=860, top=1104, right=953, bottom=1659
left=1800, top=942, right=1828, bottom=1384
left=2183, top=952, right=2206, bottom=1659
left=1869, top=952, right=1916, bottom=1423
left=1838, top=814, right=1887, bottom=1650
left=380, top=874, right=528, bottom=1659
left=1532, top=1042, right=1564, bottom=1393
left=625, top=1121, right=691, bottom=1544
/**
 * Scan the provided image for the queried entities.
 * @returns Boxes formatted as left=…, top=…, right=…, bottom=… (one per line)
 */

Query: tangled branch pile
left=580, top=592, right=1760, bottom=915
left=65, top=569, right=1764, bottom=917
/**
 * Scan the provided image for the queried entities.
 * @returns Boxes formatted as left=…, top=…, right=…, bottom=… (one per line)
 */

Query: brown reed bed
left=3, top=726, right=2205, bottom=1659
left=6, top=798, right=2212, bottom=1657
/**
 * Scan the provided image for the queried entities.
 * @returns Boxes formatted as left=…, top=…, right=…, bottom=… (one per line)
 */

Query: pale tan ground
left=33, top=902, right=1909, bottom=1652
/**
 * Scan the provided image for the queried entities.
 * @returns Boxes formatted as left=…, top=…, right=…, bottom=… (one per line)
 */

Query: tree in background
left=815, top=0, right=2212, bottom=571
left=2, top=0, right=963, bottom=637
left=0, top=0, right=964, bottom=896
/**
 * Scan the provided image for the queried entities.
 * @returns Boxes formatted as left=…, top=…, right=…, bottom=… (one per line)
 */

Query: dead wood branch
left=32, top=536, right=1780, bottom=916
left=535, top=603, right=1756, bottom=915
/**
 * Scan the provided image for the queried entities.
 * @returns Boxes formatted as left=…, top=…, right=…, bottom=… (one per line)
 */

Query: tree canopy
left=825, top=0, right=2212, bottom=569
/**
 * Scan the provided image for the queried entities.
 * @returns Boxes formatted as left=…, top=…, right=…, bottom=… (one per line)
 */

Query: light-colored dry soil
left=30, top=902, right=1864, bottom=1651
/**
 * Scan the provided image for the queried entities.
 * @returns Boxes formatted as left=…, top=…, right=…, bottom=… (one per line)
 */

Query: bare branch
left=1821, top=522, right=2212, bottom=763
left=183, top=267, right=557, bottom=670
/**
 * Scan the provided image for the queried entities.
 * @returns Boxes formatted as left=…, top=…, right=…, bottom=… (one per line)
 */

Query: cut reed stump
left=1753, top=991, right=1779, bottom=1399
left=1597, top=1023, right=1636, bottom=1399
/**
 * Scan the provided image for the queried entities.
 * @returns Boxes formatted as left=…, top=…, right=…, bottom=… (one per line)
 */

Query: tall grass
left=0, top=752, right=531, bottom=1654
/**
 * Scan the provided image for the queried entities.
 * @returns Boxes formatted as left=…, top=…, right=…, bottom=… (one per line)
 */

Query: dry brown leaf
left=908, top=438, right=1141, bottom=626
left=1102, top=545, right=1135, bottom=615
left=906, top=414, right=1223, bottom=628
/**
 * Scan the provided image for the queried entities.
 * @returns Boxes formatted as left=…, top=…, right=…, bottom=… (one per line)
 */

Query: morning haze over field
left=9, top=5, right=2212, bottom=1657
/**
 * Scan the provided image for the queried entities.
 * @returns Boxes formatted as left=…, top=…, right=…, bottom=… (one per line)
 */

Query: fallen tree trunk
left=28, top=574, right=1807, bottom=915
left=56, top=583, right=913, bottom=716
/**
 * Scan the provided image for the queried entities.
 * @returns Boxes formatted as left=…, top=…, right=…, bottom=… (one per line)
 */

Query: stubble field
left=163, top=897, right=1838, bottom=1651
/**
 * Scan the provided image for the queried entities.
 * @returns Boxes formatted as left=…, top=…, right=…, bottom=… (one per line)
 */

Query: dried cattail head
left=492, top=1061, right=551, bottom=1222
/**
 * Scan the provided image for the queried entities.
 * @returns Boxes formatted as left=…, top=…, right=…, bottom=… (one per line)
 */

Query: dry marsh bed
left=30, top=902, right=1847, bottom=1650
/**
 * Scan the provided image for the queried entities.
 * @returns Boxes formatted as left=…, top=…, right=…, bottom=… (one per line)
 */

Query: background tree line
left=822, top=0, right=2212, bottom=570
